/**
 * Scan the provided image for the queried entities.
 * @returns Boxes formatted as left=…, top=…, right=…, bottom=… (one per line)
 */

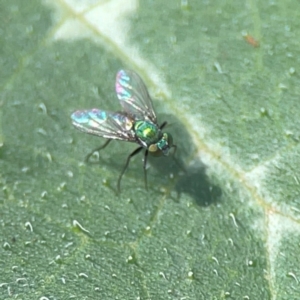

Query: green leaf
left=1, top=0, right=300, bottom=299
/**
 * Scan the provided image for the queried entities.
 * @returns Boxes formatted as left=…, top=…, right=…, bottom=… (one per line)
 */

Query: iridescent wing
left=115, top=69, right=157, bottom=123
left=71, top=109, right=136, bottom=141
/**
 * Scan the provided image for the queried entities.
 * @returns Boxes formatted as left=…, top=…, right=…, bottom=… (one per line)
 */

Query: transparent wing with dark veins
left=115, top=69, right=157, bottom=123
left=71, top=109, right=136, bottom=142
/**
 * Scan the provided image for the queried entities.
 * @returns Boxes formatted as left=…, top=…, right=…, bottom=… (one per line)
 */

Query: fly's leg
left=171, top=144, right=187, bottom=173
left=117, top=146, right=143, bottom=194
left=160, top=122, right=186, bottom=172
left=84, top=139, right=112, bottom=163
left=172, top=144, right=177, bottom=156
left=143, top=150, right=149, bottom=191
left=160, top=121, right=167, bottom=129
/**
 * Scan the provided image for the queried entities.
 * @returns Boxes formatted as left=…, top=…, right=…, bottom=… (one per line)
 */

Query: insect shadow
left=146, top=113, right=222, bottom=207
left=82, top=111, right=221, bottom=206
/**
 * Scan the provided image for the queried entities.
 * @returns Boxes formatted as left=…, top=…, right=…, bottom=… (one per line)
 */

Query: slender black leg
left=160, top=121, right=167, bottom=130
left=143, top=150, right=149, bottom=191
left=171, top=144, right=187, bottom=173
left=159, top=122, right=185, bottom=172
left=172, top=144, right=177, bottom=156
left=84, top=139, right=112, bottom=163
left=117, top=146, right=143, bottom=194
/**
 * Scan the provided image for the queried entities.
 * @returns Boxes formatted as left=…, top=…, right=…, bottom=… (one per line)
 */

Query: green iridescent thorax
left=134, top=120, right=173, bottom=156
left=134, top=120, right=161, bottom=145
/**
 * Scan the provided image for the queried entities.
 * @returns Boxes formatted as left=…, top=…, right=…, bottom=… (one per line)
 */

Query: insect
left=71, top=69, right=176, bottom=193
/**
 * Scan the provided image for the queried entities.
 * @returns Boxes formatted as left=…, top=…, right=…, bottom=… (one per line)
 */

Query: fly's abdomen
left=134, top=120, right=161, bottom=145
